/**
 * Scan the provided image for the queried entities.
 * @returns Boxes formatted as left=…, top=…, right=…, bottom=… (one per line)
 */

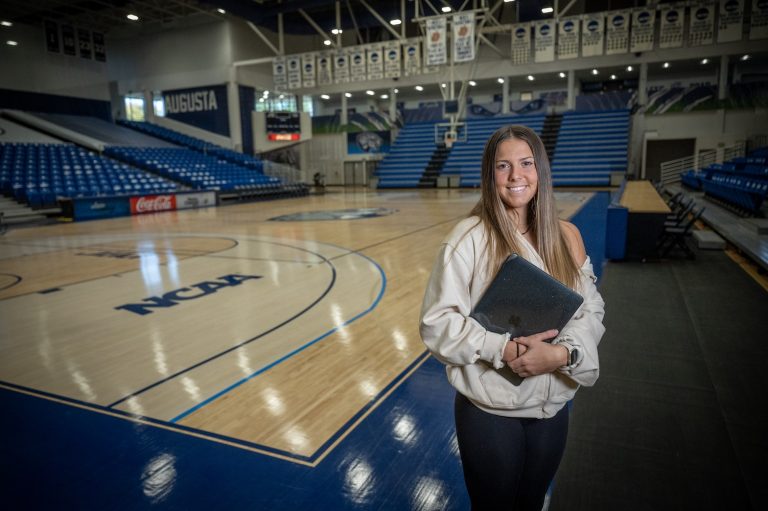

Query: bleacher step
left=744, top=218, right=768, bottom=235
left=693, top=230, right=726, bottom=250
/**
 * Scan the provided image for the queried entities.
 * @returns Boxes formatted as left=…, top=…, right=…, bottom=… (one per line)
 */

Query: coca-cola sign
left=130, top=195, right=177, bottom=215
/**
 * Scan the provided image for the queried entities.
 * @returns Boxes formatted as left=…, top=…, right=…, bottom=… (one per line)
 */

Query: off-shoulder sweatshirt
left=420, top=216, right=606, bottom=418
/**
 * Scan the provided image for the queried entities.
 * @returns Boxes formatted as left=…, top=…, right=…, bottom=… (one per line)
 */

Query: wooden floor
left=0, top=188, right=592, bottom=466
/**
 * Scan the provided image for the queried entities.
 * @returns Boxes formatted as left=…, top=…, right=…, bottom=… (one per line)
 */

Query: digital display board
left=266, top=112, right=301, bottom=141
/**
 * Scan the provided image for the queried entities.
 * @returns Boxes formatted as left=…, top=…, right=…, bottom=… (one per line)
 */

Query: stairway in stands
left=540, top=113, right=563, bottom=162
left=419, top=143, right=450, bottom=188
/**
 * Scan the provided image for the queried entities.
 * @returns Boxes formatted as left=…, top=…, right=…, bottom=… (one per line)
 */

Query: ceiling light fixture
left=390, top=19, right=402, bottom=26
left=331, top=28, right=342, bottom=35
left=217, top=8, right=226, bottom=14
left=323, top=39, right=331, bottom=46
left=6, top=40, right=18, bottom=46
left=441, top=6, right=452, bottom=13
left=468, top=80, right=477, bottom=86
left=663, top=62, right=670, bottom=68
left=591, top=69, right=599, bottom=75
left=527, top=75, right=535, bottom=81
left=542, top=7, right=554, bottom=14
left=741, top=54, right=750, bottom=61
left=320, top=94, right=330, bottom=100
left=415, top=85, right=424, bottom=91
left=559, top=72, right=566, bottom=78
left=497, top=77, right=504, bottom=84
left=626, top=65, right=633, bottom=72
left=345, top=92, right=352, bottom=98
left=701, top=58, right=709, bottom=64
left=366, top=90, right=375, bottom=96
left=381, top=94, right=389, bottom=99
left=127, top=14, right=139, bottom=21
left=610, top=74, right=617, bottom=80
left=1, top=21, right=13, bottom=27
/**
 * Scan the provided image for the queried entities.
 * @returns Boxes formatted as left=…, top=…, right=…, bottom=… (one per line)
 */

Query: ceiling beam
left=357, top=0, right=404, bottom=41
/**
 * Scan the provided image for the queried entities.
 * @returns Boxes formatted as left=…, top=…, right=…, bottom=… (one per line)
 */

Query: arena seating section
left=681, top=148, right=768, bottom=216
left=104, top=146, right=283, bottom=193
left=551, top=109, right=630, bottom=186
left=0, top=143, right=177, bottom=208
left=375, top=109, right=629, bottom=188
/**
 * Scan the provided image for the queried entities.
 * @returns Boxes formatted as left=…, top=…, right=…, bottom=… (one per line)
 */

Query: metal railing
left=263, top=161, right=304, bottom=184
left=659, top=141, right=746, bottom=185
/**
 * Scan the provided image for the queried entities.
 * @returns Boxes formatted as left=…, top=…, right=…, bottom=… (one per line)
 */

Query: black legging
left=454, top=392, right=569, bottom=511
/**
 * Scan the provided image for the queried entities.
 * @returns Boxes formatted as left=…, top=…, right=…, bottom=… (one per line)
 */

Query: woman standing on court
left=419, top=125, right=605, bottom=510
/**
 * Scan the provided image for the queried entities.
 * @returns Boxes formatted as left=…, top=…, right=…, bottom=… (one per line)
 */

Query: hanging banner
left=718, top=0, right=744, bottom=42
left=77, top=28, right=92, bottom=59
left=350, top=47, right=367, bottom=82
left=403, top=39, right=421, bottom=76
left=452, top=12, right=475, bottom=62
left=605, top=10, right=630, bottom=54
left=301, top=53, right=316, bottom=88
left=534, top=20, right=555, bottom=62
left=630, top=8, right=656, bottom=52
left=557, top=17, right=580, bottom=59
left=750, top=0, right=768, bottom=39
left=689, top=3, right=715, bottom=45
left=510, top=23, right=531, bottom=64
left=581, top=14, right=604, bottom=57
left=61, top=25, right=76, bottom=56
left=44, top=20, right=60, bottom=53
left=273, top=57, right=287, bottom=91
left=334, top=51, right=349, bottom=84
left=425, top=17, right=447, bottom=66
left=384, top=41, right=401, bottom=78
left=317, top=52, right=333, bottom=86
left=286, top=55, right=301, bottom=89
left=92, top=32, right=106, bottom=62
left=659, top=5, right=685, bottom=48
left=367, top=45, right=384, bottom=81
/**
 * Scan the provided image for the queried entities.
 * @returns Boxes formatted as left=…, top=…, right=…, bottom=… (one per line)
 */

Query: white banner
left=334, top=51, right=349, bottom=84
left=606, top=10, right=630, bottom=54
left=659, top=5, right=685, bottom=48
left=510, top=23, right=531, bottom=64
left=689, top=3, right=716, bottom=45
left=301, top=53, right=315, bottom=88
left=286, top=55, right=301, bottom=89
left=750, top=0, right=768, bottom=39
left=534, top=20, right=555, bottom=62
left=630, top=8, right=655, bottom=52
left=367, top=45, right=383, bottom=81
left=272, top=57, right=287, bottom=91
left=383, top=42, right=400, bottom=78
left=349, top=47, right=366, bottom=82
left=402, top=39, right=421, bottom=76
left=426, top=17, right=447, bottom=66
left=317, top=52, right=333, bottom=86
left=718, top=0, right=744, bottom=42
left=581, top=15, right=604, bottom=57
left=176, top=191, right=216, bottom=210
left=452, top=12, right=475, bottom=62
left=558, top=17, right=580, bottom=59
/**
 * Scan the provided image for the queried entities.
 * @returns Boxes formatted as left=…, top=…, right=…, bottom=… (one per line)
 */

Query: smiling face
left=493, top=137, right=539, bottom=220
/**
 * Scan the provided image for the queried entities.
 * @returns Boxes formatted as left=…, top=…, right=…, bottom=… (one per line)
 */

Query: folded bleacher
left=375, top=121, right=439, bottom=188
left=103, top=146, right=284, bottom=193
left=441, top=114, right=546, bottom=188
left=551, top=109, right=630, bottom=186
left=0, top=143, right=177, bottom=208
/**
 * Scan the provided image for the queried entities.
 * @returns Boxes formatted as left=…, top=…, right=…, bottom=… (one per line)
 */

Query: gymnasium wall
left=0, top=22, right=110, bottom=101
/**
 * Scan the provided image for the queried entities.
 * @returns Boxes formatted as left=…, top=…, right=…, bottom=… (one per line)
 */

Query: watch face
left=570, top=349, right=579, bottom=365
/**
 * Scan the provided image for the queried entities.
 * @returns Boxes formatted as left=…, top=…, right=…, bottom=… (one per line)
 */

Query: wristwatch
left=568, top=347, right=579, bottom=366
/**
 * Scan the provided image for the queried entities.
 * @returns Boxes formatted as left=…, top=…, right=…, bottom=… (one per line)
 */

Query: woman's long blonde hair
left=469, top=125, right=580, bottom=290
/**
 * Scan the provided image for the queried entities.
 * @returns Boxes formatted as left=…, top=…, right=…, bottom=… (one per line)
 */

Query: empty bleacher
left=441, top=114, right=546, bottom=188
left=103, top=146, right=285, bottom=194
left=0, top=143, right=178, bottom=208
left=551, top=109, right=630, bottom=186
left=375, top=121, right=439, bottom=188
left=118, top=120, right=265, bottom=171
left=682, top=149, right=768, bottom=216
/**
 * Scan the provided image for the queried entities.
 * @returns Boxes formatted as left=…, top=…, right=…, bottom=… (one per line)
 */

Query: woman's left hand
left=507, top=329, right=568, bottom=377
